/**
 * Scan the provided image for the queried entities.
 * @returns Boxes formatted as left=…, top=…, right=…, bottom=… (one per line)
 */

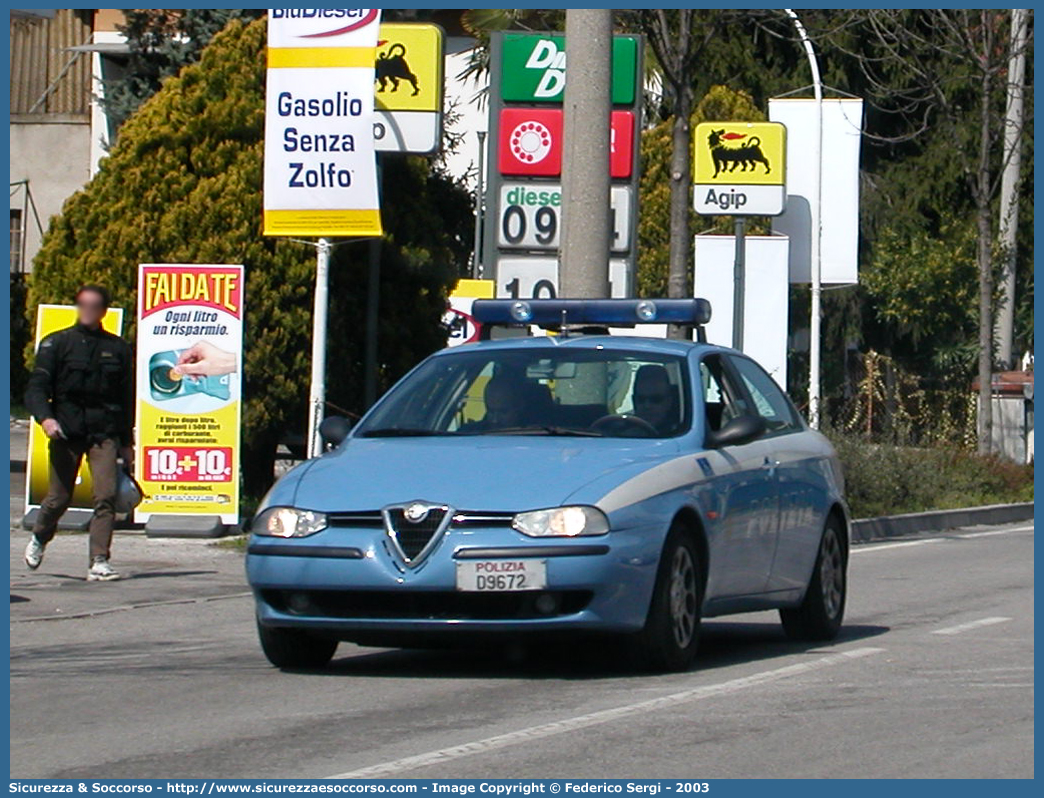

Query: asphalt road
left=9, top=520, right=1033, bottom=779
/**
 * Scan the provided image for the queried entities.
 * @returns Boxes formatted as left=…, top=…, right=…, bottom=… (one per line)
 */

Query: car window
left=699, top=355, right=748, bottom=432
left=728, top=355, right=801, bottom=434
left=354, top=348, right=691, bottom=438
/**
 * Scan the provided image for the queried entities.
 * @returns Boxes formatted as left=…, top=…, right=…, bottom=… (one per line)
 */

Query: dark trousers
left=32, top=437, right=119, bottom=562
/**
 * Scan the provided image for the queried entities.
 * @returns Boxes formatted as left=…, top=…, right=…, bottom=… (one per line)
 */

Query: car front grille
left=262, top=589, right=593, bottom=621
left=325, top=508, right=516, bottom=567
left=385, top=506, right=448, bottom=561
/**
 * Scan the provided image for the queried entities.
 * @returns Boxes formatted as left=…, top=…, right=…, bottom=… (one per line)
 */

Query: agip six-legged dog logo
left=707, top=129, right=772, bottom=177
left=375, top=41, right=420, bottom=96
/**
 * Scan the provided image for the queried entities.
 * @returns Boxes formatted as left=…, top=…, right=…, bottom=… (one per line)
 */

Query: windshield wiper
left=477, top=425, right=604, bottom=437
left=359, top=428, right=443, bottom=438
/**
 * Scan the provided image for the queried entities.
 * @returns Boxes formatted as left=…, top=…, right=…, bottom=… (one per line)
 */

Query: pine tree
left=28, top=17, right=472, bottom=498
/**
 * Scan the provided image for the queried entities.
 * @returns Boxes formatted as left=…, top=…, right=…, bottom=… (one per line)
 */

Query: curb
left=851, top=502, right=1034, bottom=543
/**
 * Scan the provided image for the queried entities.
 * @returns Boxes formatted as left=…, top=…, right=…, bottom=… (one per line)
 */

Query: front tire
left=257, top=620, right=338, bottom=669
left=780, top=516, right=847, bottom=641
left=627, top=525, right=704, bottom=672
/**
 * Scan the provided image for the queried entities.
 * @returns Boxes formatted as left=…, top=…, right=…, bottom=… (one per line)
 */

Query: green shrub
left=828, top=433, right=1034, bottom=519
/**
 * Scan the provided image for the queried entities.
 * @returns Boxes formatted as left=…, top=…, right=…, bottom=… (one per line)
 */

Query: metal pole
left=363, top=236, right=381, bottom=409
left=364, top=155, right=384, bottom=409
left=995, top=7, right=1028, bottom=370
left=786, top=9, right=823, bottom=429
left=732, top=216, right=746, bottom=350
left=307, top=238, right=331, bottom=457
left=473, top=130, right=486, bottom=279
left=559, top=9, right=612, bottom=298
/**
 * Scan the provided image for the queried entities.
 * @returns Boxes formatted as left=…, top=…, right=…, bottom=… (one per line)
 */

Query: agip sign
left=692, top=122, right=787, bottom=216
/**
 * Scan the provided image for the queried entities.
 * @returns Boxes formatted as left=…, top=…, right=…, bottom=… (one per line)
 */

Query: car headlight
left=252, top=507, right=328, bottom=538
left=511, top=506, right=609, bottom=537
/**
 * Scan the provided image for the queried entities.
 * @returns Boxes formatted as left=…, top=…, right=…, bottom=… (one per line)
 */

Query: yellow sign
left=375, top=24, right=444, bottom=113
left=25, top=305, right=125, bottom=512
left=451, top=279, right=495, bottom=299
left=134, top=264, right=243, bottom=524
left=693, top=122, right=786, bottom=186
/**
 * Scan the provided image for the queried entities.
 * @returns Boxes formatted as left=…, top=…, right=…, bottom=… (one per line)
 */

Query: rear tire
left=627, top=525, right=704, bottom=672
left=780, top=516, right=846, bottom=641
left=257, top=620, right=338, bottom=669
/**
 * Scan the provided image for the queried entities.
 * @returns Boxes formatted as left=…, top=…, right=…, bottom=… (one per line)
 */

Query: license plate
left=456, top=560, right=547, bottom=592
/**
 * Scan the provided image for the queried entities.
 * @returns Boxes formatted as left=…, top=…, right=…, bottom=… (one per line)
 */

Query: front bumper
left=245, top=520, right=661, bottom=638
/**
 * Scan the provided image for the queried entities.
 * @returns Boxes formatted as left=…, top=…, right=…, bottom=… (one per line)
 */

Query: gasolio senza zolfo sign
left=693, top=121, right=787, bottom=216
left=263, top=9, right=383, bottom=237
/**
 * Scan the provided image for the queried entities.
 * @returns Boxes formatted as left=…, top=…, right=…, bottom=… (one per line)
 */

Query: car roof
left=433, top=334, right=733, bottom=359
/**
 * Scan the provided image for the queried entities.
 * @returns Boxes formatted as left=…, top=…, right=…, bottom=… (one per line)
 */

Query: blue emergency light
left=472, top=298, right=712, bottom=329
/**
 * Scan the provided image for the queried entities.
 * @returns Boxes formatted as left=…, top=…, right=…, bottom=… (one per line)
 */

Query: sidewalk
left=10, top=419, right=249, bottom=622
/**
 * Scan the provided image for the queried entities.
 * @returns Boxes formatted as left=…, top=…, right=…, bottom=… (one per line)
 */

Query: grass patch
left=827, top=433, right=1034, bottom=519
left=211, top=534, right=249, bottom=552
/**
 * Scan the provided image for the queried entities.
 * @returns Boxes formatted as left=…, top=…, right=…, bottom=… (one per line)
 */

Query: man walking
left=24, top=285, right=135, bottom=581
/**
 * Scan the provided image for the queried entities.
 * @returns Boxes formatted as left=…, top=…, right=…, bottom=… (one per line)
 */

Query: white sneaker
left=87, top=557, right=121, bottom=582
left=25, top=536, right=45, bottom=570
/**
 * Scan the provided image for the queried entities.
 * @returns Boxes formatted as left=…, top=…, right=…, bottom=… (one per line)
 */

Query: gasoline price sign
left=497, top=184, right=632, bottom=253
left=496, top=257, right=632, bottom=300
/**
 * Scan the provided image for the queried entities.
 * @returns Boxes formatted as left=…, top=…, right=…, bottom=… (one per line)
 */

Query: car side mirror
left=705, top=414, right=766, bottom=449
left=318, top=416, right=352, bottom=449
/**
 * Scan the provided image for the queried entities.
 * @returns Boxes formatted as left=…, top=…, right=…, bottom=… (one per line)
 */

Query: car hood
left=271, top=436, right=680, bottom=513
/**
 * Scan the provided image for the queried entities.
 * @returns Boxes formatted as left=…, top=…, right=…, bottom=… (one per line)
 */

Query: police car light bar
left=471, top=298, right=712, bottom=328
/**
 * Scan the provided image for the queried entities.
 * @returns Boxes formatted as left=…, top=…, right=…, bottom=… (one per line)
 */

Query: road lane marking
left=851, top=538, right=944, bottom=554
left=326, top=646, right=884, bottom=779
left=957, top=526, right=1033, bottom=538
left=931, top=616, right=1012, bottom=636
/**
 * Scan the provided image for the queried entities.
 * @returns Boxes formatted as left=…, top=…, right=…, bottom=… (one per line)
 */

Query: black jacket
left=25, top=323, right=135, bottom=445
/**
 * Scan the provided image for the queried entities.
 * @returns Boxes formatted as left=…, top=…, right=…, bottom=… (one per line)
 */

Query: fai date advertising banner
left=135, top=265, right=244, bottom=524
left=263, top=8, right=383, bottom=237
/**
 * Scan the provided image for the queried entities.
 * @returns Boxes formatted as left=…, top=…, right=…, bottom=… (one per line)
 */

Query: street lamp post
left=785, top=8, right=824, bottom=429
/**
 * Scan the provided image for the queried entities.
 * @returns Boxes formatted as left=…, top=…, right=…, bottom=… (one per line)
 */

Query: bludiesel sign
left=263, top=8, right=383, bottom=236
left=501, top=34, right=638, bottom=104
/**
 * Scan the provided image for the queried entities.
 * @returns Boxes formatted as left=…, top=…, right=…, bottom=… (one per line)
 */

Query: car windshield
left=355, top=347, right=691, bottom=439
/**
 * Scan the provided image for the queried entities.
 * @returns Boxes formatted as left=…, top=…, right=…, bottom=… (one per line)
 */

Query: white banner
left=263, top=8, right=383, bottom=237
left=694, top=234, right=790, bottom=386
left=769, top=98, right=863, bottom=285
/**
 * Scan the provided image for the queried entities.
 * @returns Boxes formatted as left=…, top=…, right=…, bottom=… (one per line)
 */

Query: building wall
left=10, top=10, right=126, bottom=272
left=980, top=395, right=1034, bottom=464
left=10, top=121, right=91, bottom=271
left=10, top=9, right=93, bottom=115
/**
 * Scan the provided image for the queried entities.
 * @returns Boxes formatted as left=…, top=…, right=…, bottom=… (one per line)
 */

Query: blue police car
left=246, top=299, right=849, bottom=672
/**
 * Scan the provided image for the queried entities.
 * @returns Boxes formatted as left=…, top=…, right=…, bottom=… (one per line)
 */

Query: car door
left=725, top=354, right=824, bottom=594
left=698, top=354, right=779, bottom=598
